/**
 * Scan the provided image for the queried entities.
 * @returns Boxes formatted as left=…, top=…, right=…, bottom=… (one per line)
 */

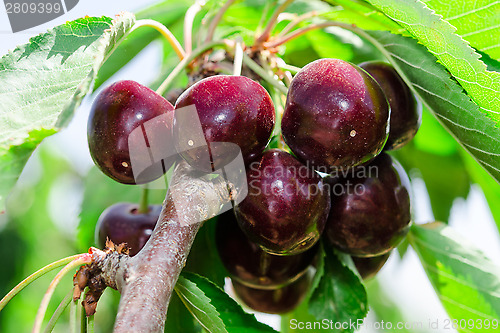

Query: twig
left=32, top=254, right=93, bottom=333
left=255, top=0, right=294, bottom=43
left=0, top=254, right=82, bottom=312
left=99, top=161, right=235, bottom=332
left=131, top=19, right=186, bottom=60
left=205, top=0, right=236, bottom=42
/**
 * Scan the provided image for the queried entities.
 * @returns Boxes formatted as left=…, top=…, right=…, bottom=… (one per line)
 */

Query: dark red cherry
left=215, top=210, right=317, bottom=289
left=325, top=153, right=411, bottom=257
left=96, top=202, right=161, bottom=256
left=359, top=61, right=422, bottom=150
left=231, top=272, right=311, bottom=314
left=174, top=75, right=275, bottom=172
left=235, top=149, right=330, bottom=255
left=352, top=252, right=390, bottom=280
left=281, top=58, right=390, bottom=172
left=88, top=80, right=175, bottom=184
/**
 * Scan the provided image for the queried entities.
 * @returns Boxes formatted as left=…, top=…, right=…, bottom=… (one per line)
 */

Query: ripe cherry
left=359, top=61, right=421, bottom=150
left=235, top=149, right=330, bottom=255
left=88, top=80, right=175, bottom=184
left=174, top=75, right=275, bottom=172
left=231, top=272, right=311, bottom=314
left=325, top=153, right=411, bottom=257
left=281, top=58, right=390, bottom=172
left=215, top=210, right=317, bottom=289
left=96, top=202, right=161, bottom=256
left=353, top=253, right=390, bottom=280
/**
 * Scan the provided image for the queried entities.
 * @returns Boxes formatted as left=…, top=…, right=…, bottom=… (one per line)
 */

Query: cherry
left=215, top=210, right=317, bottom=289
left=235, top=149, right=330, bottom=255
left=324, top=153, right=411, bottom=257
left=231, top=272, right=311, bottom=314
left=281, top=58, right=390, bottom=172
left=88, top=80, right=175, bottom=185
left=359, top=61, right=421, bottom=150
left=95, top=202, right=161, bottom=256
left=352, top=253, right=390, bottom=280
left=174, top=75, right=275, bottom=172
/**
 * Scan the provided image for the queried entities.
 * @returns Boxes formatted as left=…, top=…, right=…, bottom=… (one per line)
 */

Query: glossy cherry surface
left=231, top=272, right=311, bottom=314
left=88, top=80, right=175, bottom=184
left=359, top=61, right=421, bottom=150
left=175, top=75, right=275, bottom=172
left=235, top=149, right=330, bottom=255
left=281, top=59, right=390, bottom=172
left=216, top=210, right=317, bottom=289
left=325, top=153, right=411, bottom=257
left=96, top=202, right=161, bottom=256
left=352, top=252, right=390, bottom=280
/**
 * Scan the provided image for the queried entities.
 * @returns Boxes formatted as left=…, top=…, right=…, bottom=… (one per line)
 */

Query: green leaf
left=365, top=0, right=500, bottom=125
left=408, top=222, right=500, bottom=329
left=77, top=167, right=166, bottom=251
left=94, top=0, right=190, bottom=89
left=176, top=272, right=278, bottom=333
left=323, top=0, right=402, bottom=32
left=0, top=129, right=56, bottom=213
left=0, top=13, right=136, bottom=213
left=422, top=0, right=500, bottom=61
left=165, top=291, right=203, bottom=333
left=366, top=31, right=500, bottom=183
left=308, top=245, right=368, bottom=333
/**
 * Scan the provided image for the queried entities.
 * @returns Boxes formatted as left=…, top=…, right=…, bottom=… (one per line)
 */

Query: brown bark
left=90, top=161, right=233, bottom=333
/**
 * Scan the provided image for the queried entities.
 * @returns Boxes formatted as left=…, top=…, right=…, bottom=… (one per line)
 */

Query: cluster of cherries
left=90, top=58, right=421, bottom=313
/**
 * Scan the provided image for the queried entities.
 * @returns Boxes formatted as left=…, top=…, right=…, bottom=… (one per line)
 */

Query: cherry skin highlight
left=359, top=61, right=421, bottom=150
left=174, top=75, right=275, bottom=172
left=235, top=149, right=330, bottom=255
left=215, top=210, right=317, bottom=289
left=325, top=153, right=411, bottom=257
left=88, top=80, right=175, bottom=184
left=281, top=58, right=390, bottom=172
left=96, top=202, right=161, bottom=256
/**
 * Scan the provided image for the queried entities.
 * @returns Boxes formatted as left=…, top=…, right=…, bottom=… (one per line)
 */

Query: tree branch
left=90, top=161, right=233, bottom=333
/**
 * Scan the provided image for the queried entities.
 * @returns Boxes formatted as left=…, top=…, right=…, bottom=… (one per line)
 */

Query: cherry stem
left=184, top=1, right=205, bottom=54
left=264, top=21, right=355, bottom=49
left=156, top=40, right=229, bottom=96
left=0, top=254, right=82, bottom=312
left=32, top=254, right=93, bottom=333
left=233, top=39, right=244, bottom=76
left=205, top=0, right=236, bottom=42
left=278, top=11, right=319, bottom=37
left=69, top=298, right=77, bottom=333
left=138, top=186, right=150, bottom=214
left=242, top=53, right=288, bottom=95
left=255, top=0, right=294, bottom=44
left=80, top=305, right=87, bottom=332
left=131, top=19, right=186, bottom=60
left=43, top=291, right=72, bottom=333
left=88, top=315, right=95, bottom=333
